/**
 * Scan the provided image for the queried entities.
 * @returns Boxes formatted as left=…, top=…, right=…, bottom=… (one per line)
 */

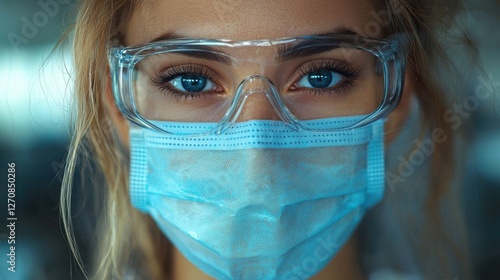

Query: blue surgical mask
left=129, top=115, right=385, bottom=280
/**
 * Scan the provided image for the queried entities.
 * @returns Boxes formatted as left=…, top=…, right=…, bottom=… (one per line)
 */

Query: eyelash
left=293, top=60, right=361, bottom=95
left=150, top=60, right=361, bottom=100
left=151, top=64, right=222, bottom=100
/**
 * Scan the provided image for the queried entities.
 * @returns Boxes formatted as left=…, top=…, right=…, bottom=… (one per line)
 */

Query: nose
left=236, top=96, right=281, bottom=122
left=217, top=75, right=300, bottom=134
left=231, top=75, right=284, bottom=122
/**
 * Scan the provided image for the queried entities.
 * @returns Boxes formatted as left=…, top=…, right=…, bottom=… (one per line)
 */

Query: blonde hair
left=61, top=0, right=476, bottom=278
left=61, top=1, right=170, bottom=278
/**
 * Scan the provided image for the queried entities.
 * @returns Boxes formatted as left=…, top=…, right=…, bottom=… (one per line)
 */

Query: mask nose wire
left=215, top=75, right=301, bottom=134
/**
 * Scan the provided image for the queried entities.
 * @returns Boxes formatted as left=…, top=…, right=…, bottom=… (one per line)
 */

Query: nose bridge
left=214, top=49, right=300, bottom=134
left=219, top=75, right=300, bottom=133
left=235, top=76, right=281, bottom=122
left=213, top=46, right=303, bottom=133
left=220, top=74, right=294, bottom=128
left=224, top=47, right=280, bottom=120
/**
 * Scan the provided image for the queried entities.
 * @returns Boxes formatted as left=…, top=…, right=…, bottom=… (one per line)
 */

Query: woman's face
left=109, top=0, right=412, bottom=142
left=110, top=2, right=413, bottom=278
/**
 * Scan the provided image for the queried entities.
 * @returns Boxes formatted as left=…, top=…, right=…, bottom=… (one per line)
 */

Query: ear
left=103, top=76, right=130, bottom=148
left=384, top=70, right=415, bottom=143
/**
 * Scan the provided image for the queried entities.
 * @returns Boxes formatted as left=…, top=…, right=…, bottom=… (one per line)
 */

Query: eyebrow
left=174, top=47, right=232, bottom=65
left=149, top=32, right=233, bottom=65
left=147, top=27, right=360, bottom=65
left=277, top=27, right=360, bottom=62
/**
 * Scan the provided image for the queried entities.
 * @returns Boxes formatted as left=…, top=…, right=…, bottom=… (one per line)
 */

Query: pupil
left=308, top=70, right=333, bottom=88
left=181, top=75, right=207, bottom=92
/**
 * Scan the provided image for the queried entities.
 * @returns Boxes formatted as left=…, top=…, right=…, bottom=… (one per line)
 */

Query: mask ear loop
left=128, top=128, right=149, bottom=211
left=364, top=118, right=386, bottom=208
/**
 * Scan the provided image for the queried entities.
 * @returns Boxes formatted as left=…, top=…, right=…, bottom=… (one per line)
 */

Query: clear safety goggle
left=109, top=33, right=407, bottom=135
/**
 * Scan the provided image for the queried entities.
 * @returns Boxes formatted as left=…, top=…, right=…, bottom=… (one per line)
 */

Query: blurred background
left=0, top=1, right=86, bottom=279
left=0, top=0, right=499, bottom=279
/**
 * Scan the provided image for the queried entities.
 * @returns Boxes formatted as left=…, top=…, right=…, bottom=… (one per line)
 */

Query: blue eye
left=297, top=69, right=343, bottom=89
left=170, top=74, right=216, bottom=92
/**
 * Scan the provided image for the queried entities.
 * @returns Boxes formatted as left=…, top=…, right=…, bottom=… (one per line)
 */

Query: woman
left=62, top=0, right=476, bottom=279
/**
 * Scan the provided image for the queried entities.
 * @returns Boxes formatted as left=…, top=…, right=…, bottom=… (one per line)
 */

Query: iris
left=180, top=74, right=207, bottom=92
left=308, top=69, right=335, bottom=88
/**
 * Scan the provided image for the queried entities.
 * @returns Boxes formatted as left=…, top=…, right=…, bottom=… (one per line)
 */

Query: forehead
left=124, top=0, right=376, bottom=46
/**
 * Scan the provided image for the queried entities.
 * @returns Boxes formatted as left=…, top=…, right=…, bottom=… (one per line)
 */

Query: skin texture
left=104, top=0, right=414, bottom=278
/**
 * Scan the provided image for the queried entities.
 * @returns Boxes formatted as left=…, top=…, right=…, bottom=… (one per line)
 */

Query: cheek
left=384, top=71, right=415, bottom=144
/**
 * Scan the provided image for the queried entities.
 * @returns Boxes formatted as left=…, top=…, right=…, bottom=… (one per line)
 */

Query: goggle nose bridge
left=216, top=75, right=301, bottom=134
